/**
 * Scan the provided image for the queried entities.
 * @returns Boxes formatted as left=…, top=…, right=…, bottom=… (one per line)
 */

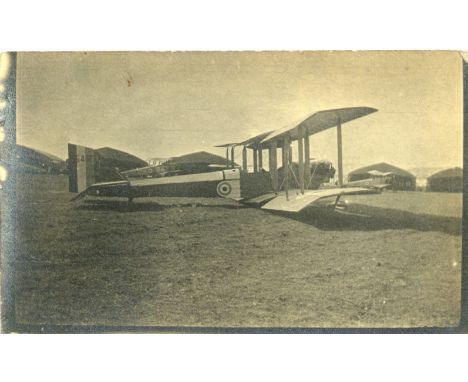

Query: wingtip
left=214, top=143, right=238, bottom=148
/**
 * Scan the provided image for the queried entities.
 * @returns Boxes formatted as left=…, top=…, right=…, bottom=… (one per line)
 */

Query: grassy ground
left=13, top=174, right=462, bottom=328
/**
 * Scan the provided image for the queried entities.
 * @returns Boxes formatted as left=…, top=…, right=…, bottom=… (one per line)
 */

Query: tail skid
left=69, top=189, right=89, bottom=202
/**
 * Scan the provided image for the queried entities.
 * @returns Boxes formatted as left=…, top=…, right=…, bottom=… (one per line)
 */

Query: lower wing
left=259, top=187, right=378, bottom=213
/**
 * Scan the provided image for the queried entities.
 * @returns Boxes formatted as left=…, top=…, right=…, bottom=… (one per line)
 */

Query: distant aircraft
left=16, top=145, right=66, bottom=175
left=69, top=106, right=387, bottom=213
left=122, top=151, right=235, bottom=179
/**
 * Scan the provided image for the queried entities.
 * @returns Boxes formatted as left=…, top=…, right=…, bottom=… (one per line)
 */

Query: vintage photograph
left=1, top=51, right=463, bottom=331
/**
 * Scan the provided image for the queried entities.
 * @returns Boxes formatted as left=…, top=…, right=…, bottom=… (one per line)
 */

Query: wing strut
left=269, top=141, right=278, bottom=191
left=230, top=145, right=235, bottom=168
left=253, top=147, right=258, bottom=173
left=219, top=144, right=237, bottom=169
left=225, top=147, right=229, bottom=167
left=282, top=136, right=290, bottom=200
left=337, top=117, right=343, bottom=187
left=304, top=128, right=311, bottom=189
left=297, top=126, right=305, bottom=194
left=242, top=146, right=248, bottom=174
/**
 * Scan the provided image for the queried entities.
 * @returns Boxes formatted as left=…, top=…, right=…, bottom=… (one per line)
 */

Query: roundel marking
left=217, top=181, right=232, bottom=197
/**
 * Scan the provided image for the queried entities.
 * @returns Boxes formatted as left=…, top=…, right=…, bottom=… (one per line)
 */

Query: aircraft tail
left=68, top=143, right=97, bottom=193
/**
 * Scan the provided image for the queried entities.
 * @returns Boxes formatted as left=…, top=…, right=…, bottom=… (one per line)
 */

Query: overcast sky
left=16, top=51, right=463, bottom=175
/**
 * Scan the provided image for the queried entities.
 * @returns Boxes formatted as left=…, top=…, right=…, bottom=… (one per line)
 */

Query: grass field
left=13, top=173, right=462, bottom=328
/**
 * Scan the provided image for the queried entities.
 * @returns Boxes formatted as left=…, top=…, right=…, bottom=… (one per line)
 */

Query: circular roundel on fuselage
left=216, top=181, right=232, bottom=197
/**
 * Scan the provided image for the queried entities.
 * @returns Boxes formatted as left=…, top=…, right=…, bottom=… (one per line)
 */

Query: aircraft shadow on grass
left=75, top=199, right=247, bottom=212
left=276, top=204, right=462, bottom=236
left=76, top=199, right=461, bottom=235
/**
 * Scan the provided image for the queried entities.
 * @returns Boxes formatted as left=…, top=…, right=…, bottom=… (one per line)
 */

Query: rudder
left=68, top=143, right=96, bottom=193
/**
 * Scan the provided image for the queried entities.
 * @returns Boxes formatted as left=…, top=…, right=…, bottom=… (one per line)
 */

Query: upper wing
left=215, top=107, right=377, bottom=149
left=215, top=130, right=275, bottom=149
left=237, top=130, right=276, bottom=148
left=214, top=143, right=238, bottom=148
left=260, top=107, right=378, bottom=146
left=260, top=187, right=378, bottom=212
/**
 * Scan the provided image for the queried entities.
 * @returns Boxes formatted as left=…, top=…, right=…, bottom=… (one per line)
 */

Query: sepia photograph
left=0, top=51, right=464, bottom=332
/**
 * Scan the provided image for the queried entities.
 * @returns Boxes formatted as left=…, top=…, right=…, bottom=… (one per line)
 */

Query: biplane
left=69, top=106, right=386, bottom=213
